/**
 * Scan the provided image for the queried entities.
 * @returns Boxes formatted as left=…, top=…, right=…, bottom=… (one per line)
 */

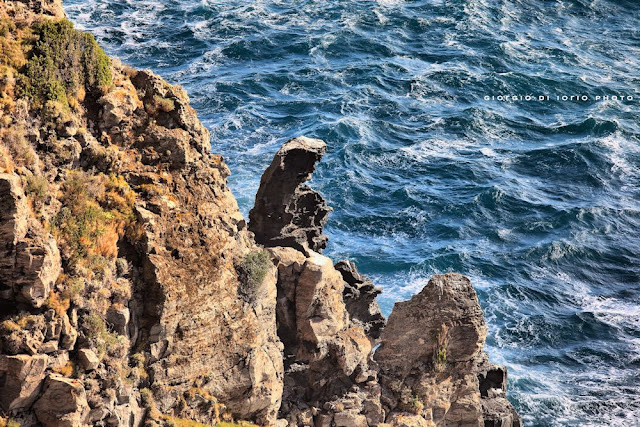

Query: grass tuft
left=237, top=250, right=271, bottom=299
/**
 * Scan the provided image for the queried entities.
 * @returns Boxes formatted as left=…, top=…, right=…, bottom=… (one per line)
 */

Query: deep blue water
left=64, top=1, right=640, bottom=425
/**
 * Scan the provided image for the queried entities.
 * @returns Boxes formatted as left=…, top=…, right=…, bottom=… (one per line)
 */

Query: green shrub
left=0, top=18, right=16, bottom=38
left=0, top=417, right=21, bottom=427
left=3, top=127, right=36, bottom=167
left=25, top=175, right=49, bottom=203
left=153, top=94, right=175, bottom=112
left=82, top=312, right=118, bottom=357
left=18, top=19, right=112, bottom=109
left=237, top=250, right=271, bottom=297
left=140, top=388, right=153, bottom=409
left=433, top=324, right=448, bottom=372
left=61, top=276, right=85, bottom=303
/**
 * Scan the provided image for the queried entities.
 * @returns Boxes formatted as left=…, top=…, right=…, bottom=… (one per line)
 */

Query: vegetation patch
left=52, top=360, right=75, bottom=377
left=25, top=174, right=49, bottom=204
left=0, top=417, right=20, bottom=427
left=82, top=312, right=119, bottom=358
left=45, top=291, right=70, bottom=317
left=51, top=171, right=136, bottom=273
left=2, top=127, right=36, bottom=167
left=153, top=94, right=175, bottom=113
left=433, top=323, right=449, bottom=372
left=18, top=19, right=111, bottom=109
left=237, top=249, right=271, bottom=298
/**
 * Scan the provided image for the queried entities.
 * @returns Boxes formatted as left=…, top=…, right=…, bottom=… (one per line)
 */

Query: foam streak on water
left=65, top=1, right=640, bottom=425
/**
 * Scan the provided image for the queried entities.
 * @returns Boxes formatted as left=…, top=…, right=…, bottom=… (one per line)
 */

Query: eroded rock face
left=0, top=1, right=522, bottom=425
left=0, top=174, right=28, bottom=247
left=0, top=174, right=61, bottom=308
left=336, top=260, right=385, bottom=341
left=131, top=166, right=283, bottom=425
left=249, top=136, right=331, bottom=254
left=295, top=252, right=348, bottom=361
left=266, top=245, right=385, bottom=424
left=271, top=247, right=384, bottom=426
left=375, top=274, right=521, bottom=427
left=1, top=1, right=283, bottom=424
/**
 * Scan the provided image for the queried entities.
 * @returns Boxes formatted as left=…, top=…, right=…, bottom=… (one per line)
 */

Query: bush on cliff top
left=18, top=19, right=111, bottom=109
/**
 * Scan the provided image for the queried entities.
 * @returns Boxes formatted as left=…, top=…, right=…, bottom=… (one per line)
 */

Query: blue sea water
left=64, top=1, right=640, bottom=425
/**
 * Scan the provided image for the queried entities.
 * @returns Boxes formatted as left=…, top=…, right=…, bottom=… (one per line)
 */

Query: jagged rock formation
left=255, top=140, right=521, bottom=427
left=335, top=261, right=385, bottom=341
left=375, top=274, right=521, bottom=426
left=0, top=174, right=62, bottom=309
left=249, top=137, right=331, bottom=255
left=0, top=1, right=522, bottom=426
left=270, top=247, right=385, bottom=426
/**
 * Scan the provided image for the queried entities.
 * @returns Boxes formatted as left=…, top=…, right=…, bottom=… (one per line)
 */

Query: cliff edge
left=0, top=1, right=521, bottom=426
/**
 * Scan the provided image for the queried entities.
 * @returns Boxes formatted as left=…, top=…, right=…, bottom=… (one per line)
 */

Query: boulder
left=77, top=348, right=100, bottom=371
left=295, top=251, right=347, bottom=361
left=106, top=306, right=130, bottom=335
left=386, top=412, right=434, bottom=427
left=481, top=397, right=522, bottom=427
left=98, top=79, right=140, bottom=129
left=249, top=137, right=331, bottom=254
left=334, top=412, right=368, bottom=427
left=60, top=313, right=77, bottom=351
left=0, top=354, right=48, bottom=411
left=34, top=375, right=89, bottom=427
left=330, top=328, right=372, bottom=378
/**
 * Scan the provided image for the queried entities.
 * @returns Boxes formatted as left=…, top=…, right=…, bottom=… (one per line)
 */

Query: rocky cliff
left=0, top=1, right=521, bottom=426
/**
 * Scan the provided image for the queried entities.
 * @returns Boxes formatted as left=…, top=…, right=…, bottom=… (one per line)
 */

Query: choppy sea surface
left=64, top=1, right=640, bottom=425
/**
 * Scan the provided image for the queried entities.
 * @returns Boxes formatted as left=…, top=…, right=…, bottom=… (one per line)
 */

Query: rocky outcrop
left=253, top=139, right=520, bottom=427
left=1, top=0, right=282, bottom=424
left=270, top=247, right=384, bottom=427
left=249, top=137, right=331, bottom=254
left=33, top=375, right=90, bottom=427
left=335, top=260, right=385, bottom=340
left=0, top=354, right=48, bottom=411
left=8, top=0, right=64, bottom=18
left=375, top=274, right=521, bottom=427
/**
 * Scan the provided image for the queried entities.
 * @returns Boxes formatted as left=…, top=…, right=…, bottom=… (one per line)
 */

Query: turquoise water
left=65, top=1, right=640, bottom=425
